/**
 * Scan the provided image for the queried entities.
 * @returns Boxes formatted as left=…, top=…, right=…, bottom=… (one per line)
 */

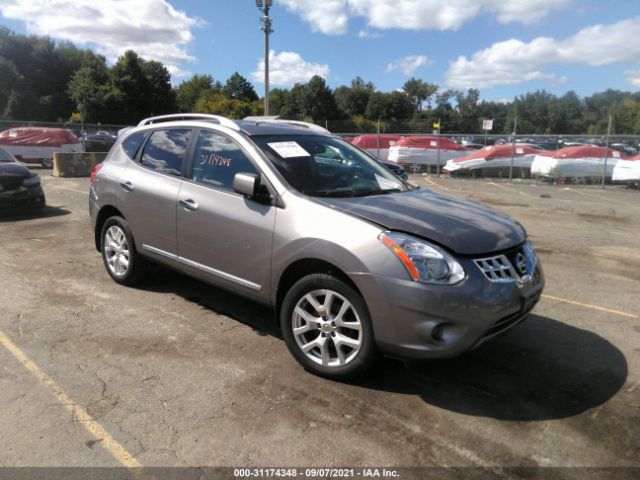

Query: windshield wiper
left=353, top=188, right=402, bottom=197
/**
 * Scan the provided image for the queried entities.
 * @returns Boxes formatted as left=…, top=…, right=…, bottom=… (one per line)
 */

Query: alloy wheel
left=291, top=289, right=363, bottom=367
left=104, top=225, right=130, bottom=277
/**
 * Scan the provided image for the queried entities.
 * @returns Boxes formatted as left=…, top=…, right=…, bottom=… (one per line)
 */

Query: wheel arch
left=275, top=258, right=363, bottom=322
left=94, top=205, right=125, bottom=252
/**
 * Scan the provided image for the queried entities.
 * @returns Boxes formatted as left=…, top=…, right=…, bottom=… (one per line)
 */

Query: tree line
left=1, top=27, right=640, bottom=135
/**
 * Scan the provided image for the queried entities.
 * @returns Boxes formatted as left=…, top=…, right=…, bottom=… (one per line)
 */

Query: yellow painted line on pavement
left=0, top=329, right=142, bottom=468
left=488, top=181, right=533, bottom=198
left=541, top=294, right=639, bottom=319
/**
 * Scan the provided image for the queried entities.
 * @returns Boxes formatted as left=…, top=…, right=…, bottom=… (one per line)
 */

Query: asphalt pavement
left=0, top=171, right=638, bottom=475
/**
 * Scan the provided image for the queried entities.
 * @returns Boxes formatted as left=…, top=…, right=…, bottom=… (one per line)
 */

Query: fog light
left=431, top=323, right=445, bottom=342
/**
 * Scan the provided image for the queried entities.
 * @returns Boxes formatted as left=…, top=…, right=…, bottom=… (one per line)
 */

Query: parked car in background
left=459, top=142, right=485, bottom=150
left=610, top=143, right=638, bottom=156
left=347, top=134, right=402, bottom=161
left=0, top=146, right=45, bottom=210
left=378, top=159, right=408, bottom=180
left=90, top=114, right=543, bottom=379
left=388, top=136, right=472, bottom=165
left=612, top=154, right=640, bottom=185
left=531, top=145, right=628, bottom=180
left=84, top=131, right=117, bottom=152
left=0, top=127, right=82, bottom=168
left=445, top=144, right=542, bottom=177
left=346, top=141, right=409, bottom=180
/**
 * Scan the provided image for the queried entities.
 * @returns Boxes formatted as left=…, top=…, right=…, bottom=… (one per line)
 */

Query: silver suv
left=90, top=114, right=544, bottom=378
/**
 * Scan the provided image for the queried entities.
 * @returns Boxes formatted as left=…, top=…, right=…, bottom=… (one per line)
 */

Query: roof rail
left=243, top=116, right=331, bottom=134
left=137, top=114, right=240, bottom=131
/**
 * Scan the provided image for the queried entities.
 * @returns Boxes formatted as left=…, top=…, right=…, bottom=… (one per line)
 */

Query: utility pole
left=256, top=1, right=274, bottom=115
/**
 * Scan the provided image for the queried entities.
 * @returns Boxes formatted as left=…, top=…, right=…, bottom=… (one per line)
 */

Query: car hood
left=0, top=162, right=31, bottom=177
left=315, top=188, right=525, bottom=255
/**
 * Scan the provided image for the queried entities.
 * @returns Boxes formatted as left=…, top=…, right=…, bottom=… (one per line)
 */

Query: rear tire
left=280, top=273, right=379, bottom=379
left=100, top=216, right=149, bottom=285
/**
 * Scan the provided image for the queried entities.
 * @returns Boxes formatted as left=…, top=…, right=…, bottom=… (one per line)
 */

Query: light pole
left=256, top=0, right=273, bottom=115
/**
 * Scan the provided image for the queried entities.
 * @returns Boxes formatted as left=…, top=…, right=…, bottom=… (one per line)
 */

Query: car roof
left=234, top=120, right=328, bottom=136
left=133, top=115, right=332, bottom=137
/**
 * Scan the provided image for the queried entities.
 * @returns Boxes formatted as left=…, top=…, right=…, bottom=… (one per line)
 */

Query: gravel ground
left=0, top=170, right=638, bottom=475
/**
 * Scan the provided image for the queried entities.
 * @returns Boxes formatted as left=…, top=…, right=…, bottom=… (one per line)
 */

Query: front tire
left=100, top=216, right=149, bottom=285
left=280, top=274, right=379, bottom=379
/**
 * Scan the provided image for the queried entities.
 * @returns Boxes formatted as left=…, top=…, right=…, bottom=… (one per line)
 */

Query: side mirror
left=233, top=172, right=260, bottom=198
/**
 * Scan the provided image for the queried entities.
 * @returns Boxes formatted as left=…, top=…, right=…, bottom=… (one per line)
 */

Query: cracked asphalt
left=0, top=170, right=638, bottom=471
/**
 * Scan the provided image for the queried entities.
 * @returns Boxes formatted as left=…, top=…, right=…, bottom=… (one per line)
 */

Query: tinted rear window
left=140, top=129, right=192, bottom=176
left=121, top=131, right=147, bottom=159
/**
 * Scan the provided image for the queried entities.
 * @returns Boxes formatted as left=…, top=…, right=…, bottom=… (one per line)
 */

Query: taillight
left=90, top=162, right=104, bottom=184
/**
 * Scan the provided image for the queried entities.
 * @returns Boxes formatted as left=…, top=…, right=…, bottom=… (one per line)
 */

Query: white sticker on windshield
left=267, top=141, right=310, bottom=158
left=375, top=173, right=400, bottom=190
left=430, top=141, right=438, bottom=147
left=516, top=147, right=524, bottom=154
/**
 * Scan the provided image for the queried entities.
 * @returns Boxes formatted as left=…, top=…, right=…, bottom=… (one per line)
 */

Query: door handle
left=179, top=199, right=199, bottom=211
left=120, top=181, right=135, bottom=192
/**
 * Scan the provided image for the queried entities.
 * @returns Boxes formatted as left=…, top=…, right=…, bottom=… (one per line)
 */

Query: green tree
left=222, top=72, right=258, bottom=103
left=269, top=88, right=301, bottom=118
left=403, top=78, right=438, bottom=112
left=455, top=88, right=481, bottom=132
left=175, top=74, right=220, bottom=112
left=0, top=57, right=20, bottom=117
left=334, top=76, right=375, bottom=117
left=107, top=50, right=151, bottom=123
left=67, top=66, right=101, bottom=124
left=300, top=75, right=338, bottom=121
left=141, top=59, right=176, bottom=115
left=194, top=91, right=253, bottom=118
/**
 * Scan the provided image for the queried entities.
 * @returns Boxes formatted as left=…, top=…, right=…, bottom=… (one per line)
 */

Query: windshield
left=252, top=134, right=409, bottom=197
left=0, top=148, right=15, bottom=163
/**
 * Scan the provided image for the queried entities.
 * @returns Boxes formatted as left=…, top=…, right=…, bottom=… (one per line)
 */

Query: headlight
left=379, top=232, right=465, bottom=285
left=22, top=176, right=40, bottom=186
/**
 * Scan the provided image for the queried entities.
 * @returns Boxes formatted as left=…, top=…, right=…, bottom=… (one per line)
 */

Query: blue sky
left=1, top=0, right=640, bottom=101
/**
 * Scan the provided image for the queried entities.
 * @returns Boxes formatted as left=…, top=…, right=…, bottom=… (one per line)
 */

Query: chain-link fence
left=0, top=119, right=128, bottom=138
left=323, top=117, right=640, bottom=186
left=2, top=116, right=639, bottom=186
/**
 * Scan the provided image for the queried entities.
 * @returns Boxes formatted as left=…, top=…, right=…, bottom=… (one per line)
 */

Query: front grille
left=475, top=242, right=538, bottom=283
left=474, top=255, right=517, bottom=282
left=0, top=177, right=23, bottom=191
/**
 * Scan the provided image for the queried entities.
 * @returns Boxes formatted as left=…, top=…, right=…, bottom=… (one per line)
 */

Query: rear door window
left=191, top=130, right=258, bottom=191
left=121, top=131, right=147, bottom=159
left=140, top=129, right=192, bottom=176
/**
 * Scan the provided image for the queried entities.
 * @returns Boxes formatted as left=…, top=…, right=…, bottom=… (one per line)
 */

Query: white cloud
left=251, top=50, right=330, bottom=86
left=281, top=0, right=568, bottom=35
left=627, top=71, right=640, bottom=88
left=357, top=30, right=383, bottom=39
left=279, top=0, right=349, bottom=35
left=386, top=55, right=429, bottom=75
left=0, top=0, right=201, bottom=76
left=446, top=17, right=640, bottom=89
left=492, top=0, right=569, bottom=24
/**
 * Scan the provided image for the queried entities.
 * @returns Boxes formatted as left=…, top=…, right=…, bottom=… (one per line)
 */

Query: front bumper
left=0, top=185, right=45, bottom=210
left=355, top=257, right=544, bottom=360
